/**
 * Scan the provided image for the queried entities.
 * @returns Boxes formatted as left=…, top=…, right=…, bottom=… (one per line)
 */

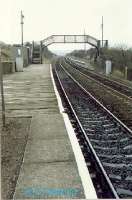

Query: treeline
left=100, top=47, right=132, bottom=70
left=69, top=47, right=132, bottom=69
left=24, top=42, right=55, bottom=59
left=68, top=49, right=88, bottom=58
left=42, top=46, right=55, bottom=59
left=68, top=46, right=132, bottom=80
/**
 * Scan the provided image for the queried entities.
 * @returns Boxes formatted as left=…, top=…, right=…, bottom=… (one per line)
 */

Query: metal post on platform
left=0, top=49, right=6, bottom=127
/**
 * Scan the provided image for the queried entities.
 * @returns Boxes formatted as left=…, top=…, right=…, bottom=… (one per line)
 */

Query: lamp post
left=0, top=48, right=6, bottom=127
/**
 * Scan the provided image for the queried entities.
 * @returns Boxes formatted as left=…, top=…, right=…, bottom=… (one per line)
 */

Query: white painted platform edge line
left=50, top=64, right=64, bottom=113
left=50, top=64, right=97, bottom=199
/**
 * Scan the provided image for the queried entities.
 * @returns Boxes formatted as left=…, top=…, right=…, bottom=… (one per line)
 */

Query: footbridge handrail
left=41, top=35, right=100, bottom=49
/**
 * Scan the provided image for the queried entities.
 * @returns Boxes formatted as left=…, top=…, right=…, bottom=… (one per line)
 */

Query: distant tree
left=25, top=42, right=32, bottom=47
left=101, top=44, right=132, bottom=71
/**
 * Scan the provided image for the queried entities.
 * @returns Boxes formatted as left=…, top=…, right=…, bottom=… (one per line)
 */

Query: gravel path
left=1, top=117, right=31, bottom=199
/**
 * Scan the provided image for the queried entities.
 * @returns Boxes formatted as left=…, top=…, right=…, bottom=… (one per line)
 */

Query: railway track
left=65, top=57, right=132, bottom=99
left=61, top=57, right=132, bottom=130
left=53, top=59, right=132, bottom=199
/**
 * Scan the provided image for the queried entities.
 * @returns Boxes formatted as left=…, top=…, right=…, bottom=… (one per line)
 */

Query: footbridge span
left=32, top=35, right=108, bottom=63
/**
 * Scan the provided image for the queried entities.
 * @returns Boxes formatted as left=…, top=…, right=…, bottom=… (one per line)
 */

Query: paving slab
left=2, top=64, right=59, bottom=117
left=23, top=138, right=75, bottom=163
left=1, top=108, right=59, bottom=117
left=14, top=113, right=85, bottom=199
left=28, top=113, right=69, bottom=139
left=14, top=162, right=85, bottom=199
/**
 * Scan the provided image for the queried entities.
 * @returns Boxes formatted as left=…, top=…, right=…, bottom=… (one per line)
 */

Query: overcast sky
left=0, top=0, right=131, bottom=53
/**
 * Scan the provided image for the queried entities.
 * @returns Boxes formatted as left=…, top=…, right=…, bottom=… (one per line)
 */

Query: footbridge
left=32, top=35, right=108, bottom=63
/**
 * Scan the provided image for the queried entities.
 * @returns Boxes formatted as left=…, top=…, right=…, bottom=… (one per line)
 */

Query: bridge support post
left=31, top=41, right=34, bottom=63
left=97, top=40, right=101, bottom=56
left=40, top=41, right=43, bottom=64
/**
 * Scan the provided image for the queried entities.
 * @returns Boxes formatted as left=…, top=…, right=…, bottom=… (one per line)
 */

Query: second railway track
left=61, top=57, right=132, bottom=130
left=53, top=59, right=132, bottom=199
left=65, top=57, right=132, bottom=99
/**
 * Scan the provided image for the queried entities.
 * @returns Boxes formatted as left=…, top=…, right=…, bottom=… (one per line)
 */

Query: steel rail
left=65, top=57, right=132, bottom=101
left=60, top=60, right=132, bottom=134
left=67, top=57, right=132, bottom=91
left=66, top=57, right=132, bottom=90
left=54, top=62, right=120, bottom=199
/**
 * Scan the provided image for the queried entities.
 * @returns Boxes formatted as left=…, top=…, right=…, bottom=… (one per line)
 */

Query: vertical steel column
left=32, top=41, right=34, bottom=63
left=64, top=35, right=66, bottom=43
left=40, top=41, right=43, bottom=64
left=74, top=35, right=76, bottom=43
left=97, top=40, right=101, bottom=56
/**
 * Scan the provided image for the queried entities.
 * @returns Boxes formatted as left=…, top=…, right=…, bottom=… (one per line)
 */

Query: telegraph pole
left=0, top=48, right=6, bottom=126
left=84, top=29, right=86, bottom=54
left=101, top=16, right=104, bottom=48
left=21, top=11, right=24, bottom=69
left=21, top=10, right=24, bottom=46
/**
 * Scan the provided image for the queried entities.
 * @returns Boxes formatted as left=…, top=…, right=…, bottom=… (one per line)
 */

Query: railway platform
left=2, top=63, right=97, bottom=199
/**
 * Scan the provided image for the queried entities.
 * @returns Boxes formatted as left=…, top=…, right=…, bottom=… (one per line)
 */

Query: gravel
left=1, top=117, right=31, bottom=199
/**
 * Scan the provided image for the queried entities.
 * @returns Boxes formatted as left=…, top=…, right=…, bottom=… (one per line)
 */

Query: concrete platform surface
left=12, top=64, right=85, bottom=199
left=1, top=64, right=59, bottom=117
left=14, top=113, right=85, bottom=199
